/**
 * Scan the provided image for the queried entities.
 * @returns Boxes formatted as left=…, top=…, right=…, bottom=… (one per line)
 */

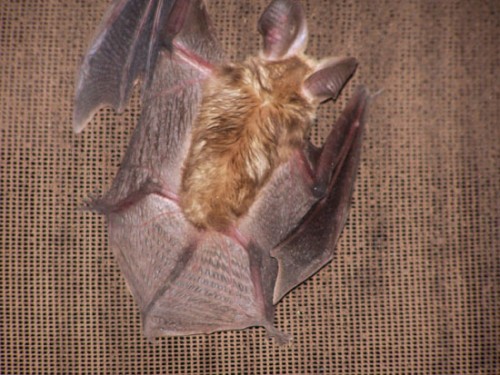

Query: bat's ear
left=258, top=0, right=308, bottom=61
left=303, top=57, right=358, bottom=102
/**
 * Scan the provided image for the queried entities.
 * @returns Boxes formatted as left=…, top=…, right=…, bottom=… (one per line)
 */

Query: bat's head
left=257, top=0, right=358, bottom=104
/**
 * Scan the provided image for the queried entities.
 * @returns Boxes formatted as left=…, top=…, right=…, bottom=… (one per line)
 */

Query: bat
left=74, top=0, right=370, bottom=344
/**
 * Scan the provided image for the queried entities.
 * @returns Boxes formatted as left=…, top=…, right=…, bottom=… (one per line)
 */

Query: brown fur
left=180, top=55, right=319, bottom=230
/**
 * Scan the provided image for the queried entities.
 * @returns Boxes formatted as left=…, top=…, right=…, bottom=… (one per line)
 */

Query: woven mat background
left=1, top=0, right=499, bottom=373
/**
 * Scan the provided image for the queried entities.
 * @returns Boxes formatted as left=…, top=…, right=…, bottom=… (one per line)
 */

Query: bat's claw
left=264, top=324, right=292, bottom=345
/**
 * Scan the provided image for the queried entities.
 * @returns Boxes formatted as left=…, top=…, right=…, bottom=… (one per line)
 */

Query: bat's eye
left=288, top=94, right=302, bottom=104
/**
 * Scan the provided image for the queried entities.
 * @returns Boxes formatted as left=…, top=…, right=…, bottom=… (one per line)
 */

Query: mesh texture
left=1, top=0, right=499, bottom=373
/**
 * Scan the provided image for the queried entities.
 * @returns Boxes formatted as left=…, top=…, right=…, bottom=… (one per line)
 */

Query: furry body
left=180, top=56, right=318, bottom=230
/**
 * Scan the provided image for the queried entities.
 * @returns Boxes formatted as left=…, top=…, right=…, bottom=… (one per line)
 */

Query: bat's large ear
left=258, top=0, right=308, bottom=60
left=303, top=57, right=358, bottom=102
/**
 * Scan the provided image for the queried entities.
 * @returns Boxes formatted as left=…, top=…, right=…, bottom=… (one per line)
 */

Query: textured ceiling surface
left=1, top=0, right=498, bottom=373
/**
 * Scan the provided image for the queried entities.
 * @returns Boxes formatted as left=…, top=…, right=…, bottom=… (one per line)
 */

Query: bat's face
left=247, top=56, right=315, bottom=105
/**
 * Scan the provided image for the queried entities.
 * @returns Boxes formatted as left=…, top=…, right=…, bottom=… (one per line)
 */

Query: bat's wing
left=269, top=87, right=370, bottom=303
left=73, top=0, right=220, bottom=132
left=74, top=0, right=170, bottom=131
left=107, top=195, right=286, bottom=341
left=74, top=0, right=223, bottom=209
